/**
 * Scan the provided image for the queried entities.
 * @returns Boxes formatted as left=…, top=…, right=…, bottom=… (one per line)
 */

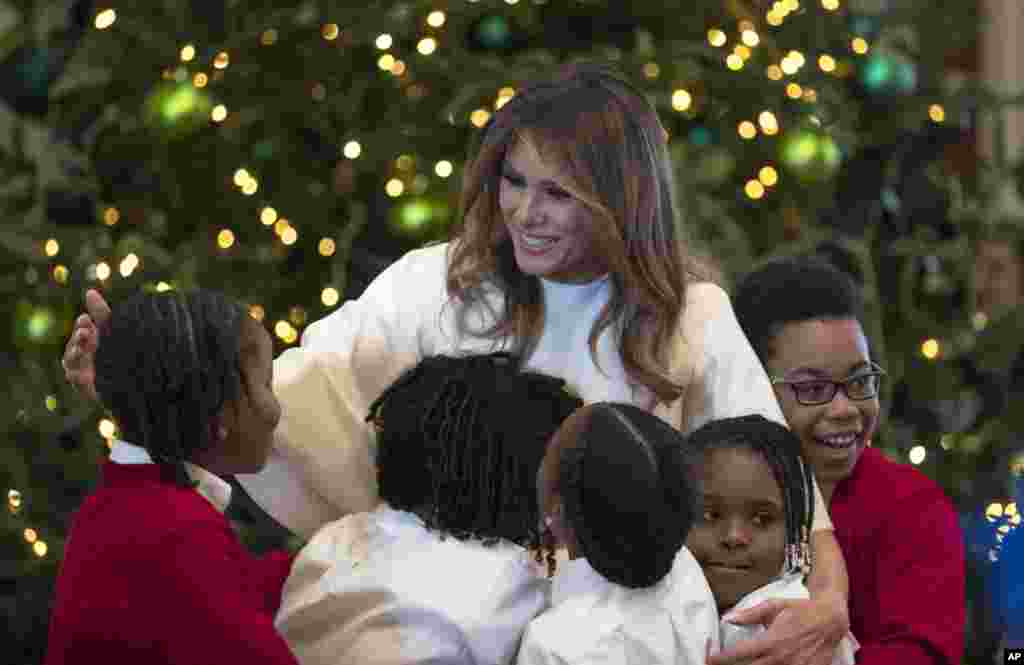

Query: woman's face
left=499, top=138, right=608, bottom=284
left=766, top=318, right=879, bottom=490
left=974, top=239, right=1024, bottom=320
left=686, top=447, right=787, bottom=612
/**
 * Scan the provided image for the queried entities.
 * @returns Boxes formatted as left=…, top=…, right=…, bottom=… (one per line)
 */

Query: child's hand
left=709, top=594, right=847, bottom=665
left=62, top=289, right=112, bottom=402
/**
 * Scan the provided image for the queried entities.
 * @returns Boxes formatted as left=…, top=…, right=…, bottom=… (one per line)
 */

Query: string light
left=280, top=227, right=298, bottom=245
left=852, top=38, right=869, bottom=55
left=741, top=30, right=760, bottom=47
left=322, top=23, right=340, bottom=41
left=786, top=82, right=803, bottom=99
left=217, top=229, right=236, bottom=249
left=390, top=60, right=406, bottom=77
left=672, top=89, right=692, bottom=112
left=274, top=219, right=291, bottom=237
left=260, top=207, right=278, bottom=225
left=193, top=73, right=209, bottom=88
left=44, top=239, right=59, bottom=257
left=211, top=104, right=228, bottom=122
left=766, top=65, right=784, bottom=81
left=643, top=62, right=660, bottom=79
left=726, top=54, right=744, bottom=71
left=180, top=45, right=196, bottom=62
left=53, top=265, right=69, bottom=284
left=435, top=160, right=454, bottom=178
left=375, top=34, right=393, bottom=50
left=249, top=305, right=265, bottom=321
left=758, top=165, right=779, bottom=186
left=213, top=51, right=230, bottom=69
left=470, top=109, right=491, bottom=128
left=343, top=141, right=362, bottom=159
left=921, top=338, right=941, bottom=360
left=929, top=104, right=945, bottom=123
left=318, top=238, right=337, bottom=256
left=745, top=179, right=766, bottom=199
left=803, top=88, right=818, bottom=103
left=119, top=253, right=140, bottom=277
left=45, top=395, right=58, bottom=412
left=95, top=262, right=112, bottom=281
left=708, top=29, right=727, bottom=47
left=909, top=445, right=926, bottom=465
left=417, top=37, right=438, bottom=55
left=818, top=54, right=837, bottom=73
left=427, top=11, right=447, bottom=27
left=24, top=528, right=37, bottom=544
left=274, top=320, right=299, bottom=344
left=8, top=489, right=21, bottom=513
left=385, top=178, right=405, bottom=197
left=94, top=8, right=117, bottom=30
left=156, top=281, right=173, bottom=292
left=821, top=0, right=840, bottom=9
left=103, top=207, right=120, bottom=226
left=33, top=541, right=47, bottom=557
left=738, top=121, right=758, bottom=139
left=98, top=418, right=117, bottom=438
left=321, top=287, right=341, bottom=307
left=758, top=111, right=779, bottom=135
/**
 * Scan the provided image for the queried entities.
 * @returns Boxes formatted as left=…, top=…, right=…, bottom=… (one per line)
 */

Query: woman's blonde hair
left=447, top=62, right=711, bottom=405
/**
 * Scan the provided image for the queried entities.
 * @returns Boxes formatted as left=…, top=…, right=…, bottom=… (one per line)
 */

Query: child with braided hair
left=274, top=352, right=581, bottom=665
left=517, top=402, right=719, bottom=665
left=45, top=290, right=296, bottom=665
left=684, top=415, right=857, bottom=663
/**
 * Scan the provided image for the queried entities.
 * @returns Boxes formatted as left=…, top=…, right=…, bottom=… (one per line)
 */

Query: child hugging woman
left=683, top=415, right=858, bottom=663
left=275, top=353, right=581, bottom=665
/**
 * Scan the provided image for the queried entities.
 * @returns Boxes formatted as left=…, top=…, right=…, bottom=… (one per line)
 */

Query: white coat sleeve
left=237, top=247, right=446, bottom=538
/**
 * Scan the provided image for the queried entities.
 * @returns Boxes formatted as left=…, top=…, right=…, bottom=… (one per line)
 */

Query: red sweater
left=45, top=462, right=299, bottom=665
left=830, top=447, right=965, bottom=665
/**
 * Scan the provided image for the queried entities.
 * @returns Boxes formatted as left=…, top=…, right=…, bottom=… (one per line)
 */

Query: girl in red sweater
left=46, top=290, right=298, bottom=665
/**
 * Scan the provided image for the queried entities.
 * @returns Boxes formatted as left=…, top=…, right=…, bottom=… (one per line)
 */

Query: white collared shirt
left=109, top=439, right=233, bottom=514
left=516, top=548, right=720, bottom=665
left=276, top=504, right=548, bottom=665
left=721, top=573, right=859, bottom=664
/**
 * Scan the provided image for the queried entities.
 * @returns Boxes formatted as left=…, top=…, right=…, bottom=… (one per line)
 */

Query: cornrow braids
left=684, top=415, right=814, bottom=576
left=366, top=352, right=582, bottom=549
left=558, top=402, right=698, bottom=588
left=94, top=290, right=246, bottom=488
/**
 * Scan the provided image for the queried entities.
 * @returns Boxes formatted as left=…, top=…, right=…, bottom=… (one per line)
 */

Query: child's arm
left=156, top=525, right=299, bottom=665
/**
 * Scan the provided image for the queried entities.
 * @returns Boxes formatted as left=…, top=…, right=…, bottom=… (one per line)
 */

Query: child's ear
left=544, top=502, right=571, bottom=545
left=209, top=413, right=230, bottom=443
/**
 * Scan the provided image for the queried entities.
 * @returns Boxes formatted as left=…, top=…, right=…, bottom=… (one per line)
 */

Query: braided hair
left=684, top=415, right=815, bottom=576
left=557, top=402, right=697, bottom=588
left=94, top=290, right=246, bottom=488
left=365, top=352, right=582, bottom=549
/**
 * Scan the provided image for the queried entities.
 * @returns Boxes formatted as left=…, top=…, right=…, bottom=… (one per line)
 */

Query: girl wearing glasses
left=733, top=256, right=965, bottom=665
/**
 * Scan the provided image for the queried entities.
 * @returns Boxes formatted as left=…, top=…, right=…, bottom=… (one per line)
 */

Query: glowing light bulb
left=818, top=54, right=837, bottom=72
left=745, top=180, right=766, bottom=199
left=386, top=179, right=405, bottom=197
left=786, top=83, right=803, bottom=99
left=921, top=338, right=940, bottom=360
left=672, top=89, right=692, bottom=112
left=344, top=141, right=362, bottom=159
left=378, top=54, right=396, bottom=71
left=435, top=160, right=454, bottom=178
left=852, top=38, right=869, bottom=55
left=211, top=104, right=228, bottom=122
left=470, top=109, right=491, bottom=128
left=417, top=37, right=438, bottom=55
left=249, top=305, right=265, bottom=321
left=180, top=44, right=196, bottom=62
left=213, top=51, right=230, bottom=69
left=44, top=239, right=59, bottom=257
left=217, top=229, right=236, bottom=249
left=322, top=23, right=340, bottom=41
left=759, top=166, right=779, bottom=186
left=707, top=29, right=727, bottom=47
left=99, top=419, right=117, bottom=438
left=94, top=8, right=117, bottom=30
left=318, top=238, right=337, bottom=256
left=726, top=54, right=744, bottom=70
left=929, top=104, right=945, bottom=123
left=95, top=262, right=111, bottom=281
left=909, top=445, right=926, bottom=465
left=738, top=121, right=757, bottom=139
left=104, top=207, right=120, bottom=226
left=376, top=34, right=393, bottom=50
left=427, top=11, right=447, bottom=27
left=322, top=287, right=341, bottom=307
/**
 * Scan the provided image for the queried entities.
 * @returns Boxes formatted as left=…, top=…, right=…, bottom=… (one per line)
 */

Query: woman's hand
left=62, top=289, right=112, bottom=402
left=708, top=592, right=849, bottom=665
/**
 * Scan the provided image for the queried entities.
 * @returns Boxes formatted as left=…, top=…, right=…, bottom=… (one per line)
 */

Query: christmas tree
left=3, top=0, right=1014, bottom=661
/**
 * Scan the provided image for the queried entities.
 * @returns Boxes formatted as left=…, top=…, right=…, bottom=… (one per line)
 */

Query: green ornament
left=143, top=82, right=213, bottom=140
left=779, top=127, right=842, bottom=183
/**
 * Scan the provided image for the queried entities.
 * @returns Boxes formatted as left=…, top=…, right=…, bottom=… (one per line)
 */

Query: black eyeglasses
left=770, top=364, right=886, bottom=406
